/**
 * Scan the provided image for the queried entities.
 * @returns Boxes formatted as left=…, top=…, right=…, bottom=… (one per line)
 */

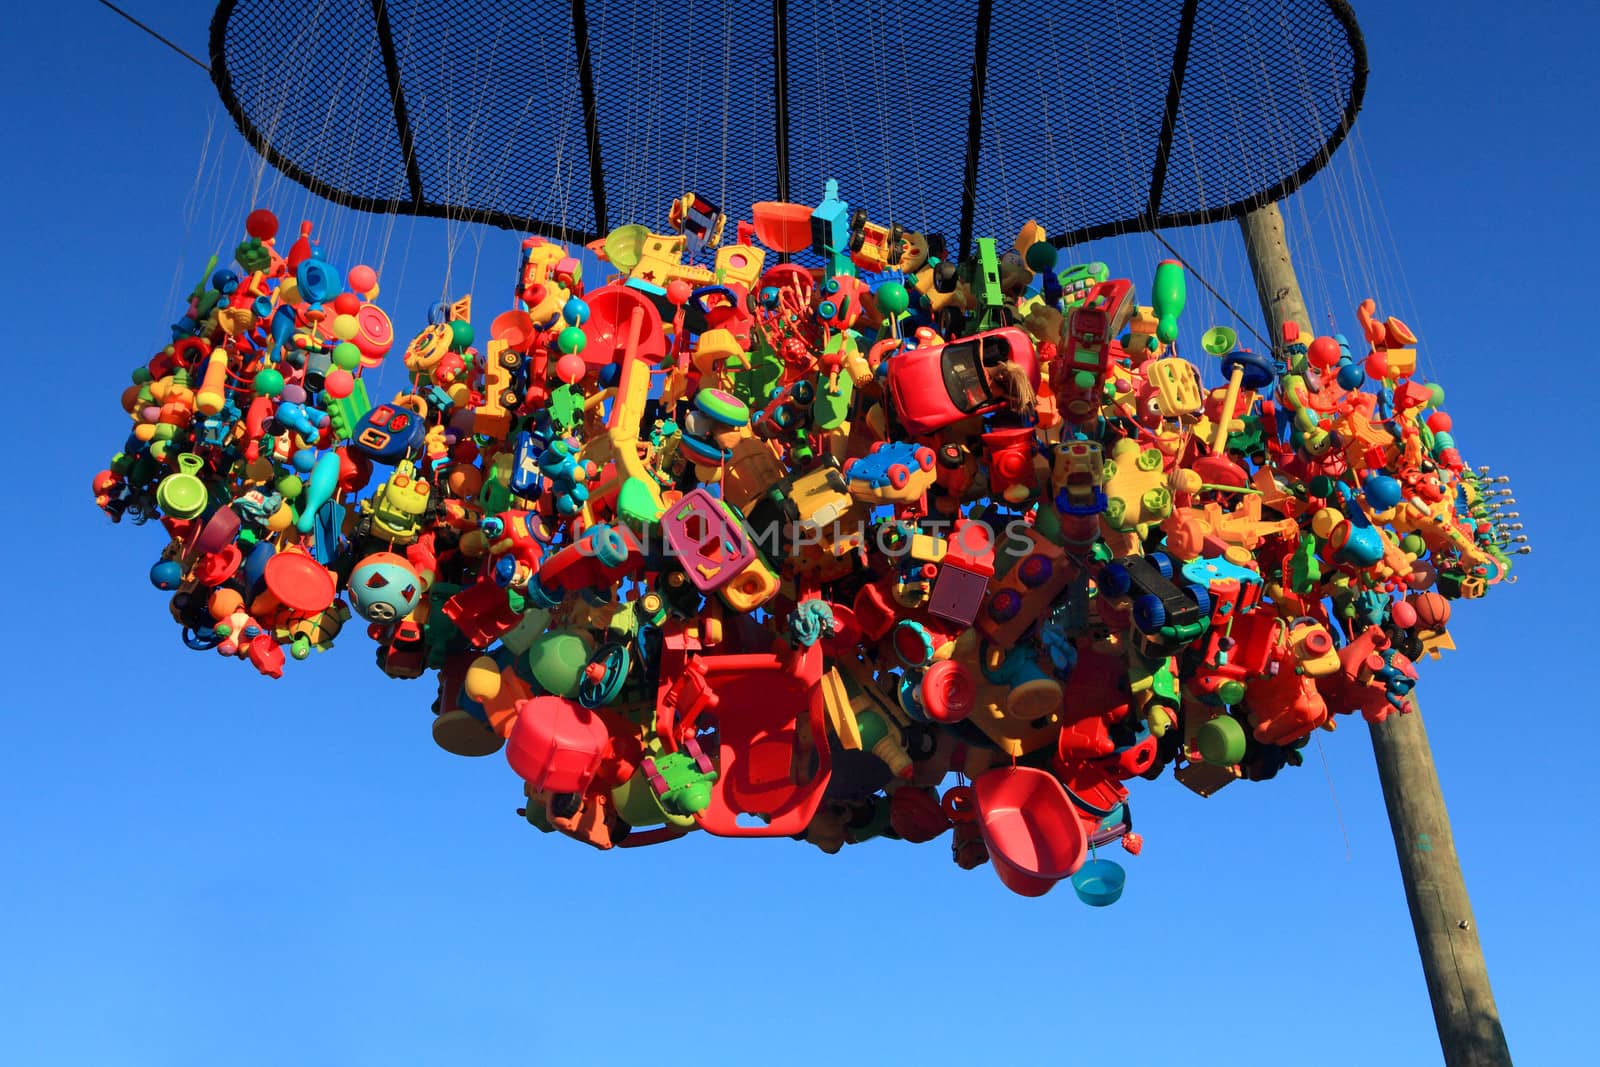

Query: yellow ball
left=331, top=314, right=360, bottom=341
left=465, top=656, right=504, bottom=703
left=1311, top=507, right=1343, bottom=539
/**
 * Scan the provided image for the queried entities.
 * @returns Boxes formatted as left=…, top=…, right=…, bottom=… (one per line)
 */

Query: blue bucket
left=1071, top=859, right=1127, bottom=907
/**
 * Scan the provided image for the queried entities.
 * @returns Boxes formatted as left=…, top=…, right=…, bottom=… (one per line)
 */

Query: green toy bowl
left=1071, top=858, right=1127, bottom=907
left=1201, top=326, right=1238, bottom=356
left=1198, top=715, right=1247, bottom=766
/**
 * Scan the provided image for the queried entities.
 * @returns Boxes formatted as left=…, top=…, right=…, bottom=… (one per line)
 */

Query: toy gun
left=966, top=238, right=1009, bottom=334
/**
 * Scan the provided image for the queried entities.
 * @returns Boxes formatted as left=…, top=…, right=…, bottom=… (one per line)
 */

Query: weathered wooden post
left=1239, top=200, right=1513, bottom=1067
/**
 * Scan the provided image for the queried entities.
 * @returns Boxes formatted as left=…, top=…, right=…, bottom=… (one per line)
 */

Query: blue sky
left=1, top=2, right=1594, bottom=1064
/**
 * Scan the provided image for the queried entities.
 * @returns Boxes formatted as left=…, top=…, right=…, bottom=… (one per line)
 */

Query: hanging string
left=93, top=0, right=210, bottom=71
left=719, top=0, right=734, bottom=217
left=891, top=2, right=929, bottom=232
left=1314, top=734, right=1353, bottom=862
left=1153, top=226, right=1264, bottom=367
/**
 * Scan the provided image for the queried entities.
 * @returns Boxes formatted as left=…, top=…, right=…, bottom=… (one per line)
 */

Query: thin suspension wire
left=93, top=0, right=210, bottom=72
left=1146, top=230, right=1268, bottom=351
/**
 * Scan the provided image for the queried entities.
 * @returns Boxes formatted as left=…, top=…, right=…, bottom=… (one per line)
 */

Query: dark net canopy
left=209, top=0, right=1365, bottom=253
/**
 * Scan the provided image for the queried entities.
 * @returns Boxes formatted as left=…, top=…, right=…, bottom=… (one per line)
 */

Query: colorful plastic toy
left=93, top=192, right=1519, bottom=901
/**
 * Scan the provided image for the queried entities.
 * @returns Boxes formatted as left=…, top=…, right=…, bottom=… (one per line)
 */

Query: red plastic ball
left=347, top=264, right=378, bottom=294
left=323, top=369, right=355, bottom=399
left=1426, top=411, right=1453, bottom=433
left=1365, top=351, right=1390, bottom=379
left=1390, top=599, right=1418, bottom=629
left=245, top=209, right=279, bottom=240
left=1307, top=335, right=1342, bottom=369
left=666, top=279, right=693, bottom=307
left=331, top=292, right=362, bottom=317
left=556, top=353, right=587, bottom=384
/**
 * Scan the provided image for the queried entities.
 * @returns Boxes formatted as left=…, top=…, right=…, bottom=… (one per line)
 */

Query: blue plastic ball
left=1362, top=474, right=1403, bottom=511
left=150, top=559, right=184, bottom=590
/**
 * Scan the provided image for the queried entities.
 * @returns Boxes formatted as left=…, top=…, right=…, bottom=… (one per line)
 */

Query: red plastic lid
left=921, top=659, right=976, bottom=724
left=353, top=303, right=395, bottom=363
left=263, top=551, right=337, bottom=614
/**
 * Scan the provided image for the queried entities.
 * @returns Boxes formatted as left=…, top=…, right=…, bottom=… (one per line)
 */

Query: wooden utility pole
left=1238, top=201, right=1513, bottom=1067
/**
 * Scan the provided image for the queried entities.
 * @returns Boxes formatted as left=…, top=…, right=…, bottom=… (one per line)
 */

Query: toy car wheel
left=1133, top=594, right=1167, bottom=631
left=499, top=349, right=521, bottom=369
left=936, top=306, right=965, bottom=338
left=590, top=526, right=629, bottom=567
left=499, top=389, right=519, bottom=408
left=905, top=723, right=939, bottom=762
left=933, top=261, right=960, bottom=294
left=1099, top=562, right=1131, bottom=598
left=550, top=792, right=583, bottom=819
left=1186, top=583, right=1211, bottom=617
left=1149, top=552, right=1174, bottom=579
left=914, top=447, right=936, bottom=472
left=849, top=232, right=867, bottom=253
left=887, top=464, right=911, bottom=490
left=850, top=208, right=868, bottom=229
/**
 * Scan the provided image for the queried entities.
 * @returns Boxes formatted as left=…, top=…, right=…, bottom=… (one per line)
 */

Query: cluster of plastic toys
left=95, top=182, right=1514, bottom=902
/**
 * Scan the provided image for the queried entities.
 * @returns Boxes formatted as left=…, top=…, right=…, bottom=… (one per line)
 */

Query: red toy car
left=885, top=327, right=1040, bottom=435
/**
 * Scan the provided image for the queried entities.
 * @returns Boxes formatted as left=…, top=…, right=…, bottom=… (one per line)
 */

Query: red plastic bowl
left=973, top=766, right=1088, bottom=897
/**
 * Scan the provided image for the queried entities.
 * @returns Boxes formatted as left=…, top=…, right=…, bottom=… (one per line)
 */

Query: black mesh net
left=209, top=0, right=1365, bottom=249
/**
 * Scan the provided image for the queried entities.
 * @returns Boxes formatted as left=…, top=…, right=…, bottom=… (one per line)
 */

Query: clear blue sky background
left=1, top=2, right=1593, bottom=1064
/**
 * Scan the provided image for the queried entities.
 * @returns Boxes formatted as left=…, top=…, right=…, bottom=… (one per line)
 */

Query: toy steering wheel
left=689, top=285, right=739, bottom=318
left=578, top=641, right=631, bottom=708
